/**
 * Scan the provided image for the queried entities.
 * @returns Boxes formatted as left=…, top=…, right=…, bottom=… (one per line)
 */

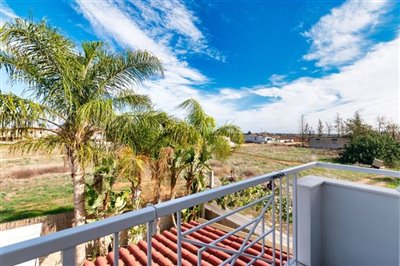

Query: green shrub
left=216, top=176, right=292, bottom=223
left=340, top=132, right=400, bottom=167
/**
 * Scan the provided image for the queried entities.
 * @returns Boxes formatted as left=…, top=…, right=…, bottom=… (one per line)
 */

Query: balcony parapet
left=298, top=175, right=400, bottom=266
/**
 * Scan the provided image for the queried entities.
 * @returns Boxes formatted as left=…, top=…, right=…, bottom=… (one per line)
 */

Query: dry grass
left=1, top=143, right=397, bottom=223
left=3, top=165, right=69, bottom=179
left=0, top=173, right=74, bottom=222
left=211, top=144, right=398, bottom=188
left=0, top=145, right=72, bottom=222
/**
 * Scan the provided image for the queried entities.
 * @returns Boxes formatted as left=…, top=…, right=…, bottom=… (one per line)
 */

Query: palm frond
left=116, top=146, right=150, bottom=186
left=210, top=135, right=231, bottom=160
left=11, top=134, right=64, bottom=155
left=214, top=124, right=244, bottom=145
left=163, top=119, right=200, bottom=146
left=76, top=99, right=114, bottom=128
left=0, top=92, right=61, bottom=132
left=113, top=91, right=152, bottom=112
left=178, top=98, right=216, bottom=136
left=94, top=50, right=163, bottom=94
left=0, top=18, right=76, bottom=110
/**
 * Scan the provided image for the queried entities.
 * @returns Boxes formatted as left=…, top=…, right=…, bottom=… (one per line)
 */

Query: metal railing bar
left=156, top=162, right=317, bottom=217
left=1, top=163, right=317, bottom=266
left=1, top=207, right=155, bottom=266
left=242, top=228, right=274, bottom=252
left=113, top=232, right=119, bottom=266
left=146, top=221, right=153, bottom=266
left=194, top=208, right=269, bottom=263
left=182, top=238, right=274, bottom=264
left=246, top=252, right=267, bottom=266
left=207, top=197, right=273, bottom=249
left=182, top=194, right=272, bottom=237
left=272, top=179, right=276, bottom=262
left=279, top=176, right=283, bottom=264
left=229, top=197, right=274, bottom=265
left=282, top=162, right=317, bottom=175
left=262, top=207, right=265, bottom=254
left=61, top=247, right=74, bottom=266
left=316, top=162, right=400, bottom=178
left=286, top=174, right=290, bottom=257
left=293, top=172, right=298, bottom=262
left=184, top=218, right=256, bottom=248
left=4, top=161, right=397, bottom=266
left=176, top=211, right=182, bottom=266
left=197, top=245, right=203, bottom=265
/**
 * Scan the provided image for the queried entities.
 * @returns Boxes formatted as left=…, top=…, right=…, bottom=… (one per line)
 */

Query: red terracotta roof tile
left=85, top=221, right=290, bottom=266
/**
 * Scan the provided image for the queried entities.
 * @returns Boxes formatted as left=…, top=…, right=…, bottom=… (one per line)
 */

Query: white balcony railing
left=1, top=162, right=399, bottom=266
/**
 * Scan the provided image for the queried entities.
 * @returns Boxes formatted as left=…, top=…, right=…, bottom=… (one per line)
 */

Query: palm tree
left=178, top=99, right=243, bottom=194
left=0, top=19, right=162, bottom=264
left=109, top=111, right=198, bottom=203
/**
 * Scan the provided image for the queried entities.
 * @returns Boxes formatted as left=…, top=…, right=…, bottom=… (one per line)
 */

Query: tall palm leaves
left=109, top=111, right=199, bottom=203
left=0, top=19, right=163, bottom=264
left=179, top=98, right=243, bottom=194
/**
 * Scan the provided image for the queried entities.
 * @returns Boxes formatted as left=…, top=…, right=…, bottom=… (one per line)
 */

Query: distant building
left=309, top=136, right=349, bottom=149
left=274, top=136, right=295, bottom=143
left=244, top=132, right=275, bottom=144
left=0, top=128, right=50, bottom=142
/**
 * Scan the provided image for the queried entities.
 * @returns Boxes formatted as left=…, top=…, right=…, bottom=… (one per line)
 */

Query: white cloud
left=241, top=37, right=399, bottom=132
left=268, top=74, right=287, bottom=85
left=74, top=0, right=398, bottom=133
left=141, top=37, right=400, bottom=133
left=134, top=0, right=203, bottom=42
left=75, top=0, right=207, bottom=89
left=303, top=0, right=390, bottom=68
left=117, top=0, right=223, bottom=61
left=0, top=1, right=18, bottom=26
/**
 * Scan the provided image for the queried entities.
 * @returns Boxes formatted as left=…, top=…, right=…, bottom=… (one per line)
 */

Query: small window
left=332, top=138, right=338, bottom=142
left=315, top=138, right=320, bottom=141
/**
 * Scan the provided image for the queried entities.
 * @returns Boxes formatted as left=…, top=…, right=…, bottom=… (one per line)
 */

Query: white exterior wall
left=298, top=176, right=400, bottom=266
left=244, top=135, right=274, bottom=143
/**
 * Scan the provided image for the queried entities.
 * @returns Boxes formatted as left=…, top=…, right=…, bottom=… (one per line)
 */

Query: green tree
left=0, top=19, right=162, bottom=263
left=385, top=121, right=400, bottom=140
left=179, top=99, right=243, bottom=195
left=340, top=131, right=400, bottom=167
left=344, top=111, right=372, bottom=137
left=108, top=111, right=198, bottom=203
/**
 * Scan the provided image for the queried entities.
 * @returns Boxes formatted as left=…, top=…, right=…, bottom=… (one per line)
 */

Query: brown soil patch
left=2, top=165, right=69, bottom=179
left=232, top=151, right=300, bottom=166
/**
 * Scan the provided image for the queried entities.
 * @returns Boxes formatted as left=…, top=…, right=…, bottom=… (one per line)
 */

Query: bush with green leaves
left=340, top=132, right=400, bottom=167
left=86, top=158, right=132, bottom=221
left=216, top=176, right=292, bottom=223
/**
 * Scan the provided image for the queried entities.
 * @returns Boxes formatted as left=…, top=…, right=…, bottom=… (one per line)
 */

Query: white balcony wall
left=298, top=175, right=400, bottom=266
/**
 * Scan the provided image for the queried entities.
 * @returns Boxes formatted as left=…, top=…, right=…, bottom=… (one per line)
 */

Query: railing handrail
left=316, top=162, right=400, bottom=178
left=1, top=161, right=398, bottom=265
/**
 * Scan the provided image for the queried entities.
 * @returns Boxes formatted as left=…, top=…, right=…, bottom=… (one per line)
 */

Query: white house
left=244, top=133, right=274, bottom=144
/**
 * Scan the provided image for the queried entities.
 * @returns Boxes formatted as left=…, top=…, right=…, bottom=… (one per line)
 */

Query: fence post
left=208, top=171, right=215, bottom=188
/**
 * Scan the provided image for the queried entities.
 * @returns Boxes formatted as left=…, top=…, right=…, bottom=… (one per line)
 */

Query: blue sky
left=1, top=0, right=399, bottom=132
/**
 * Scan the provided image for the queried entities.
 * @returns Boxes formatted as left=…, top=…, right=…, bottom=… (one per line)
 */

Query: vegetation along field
left=211, top=144, right=399, bottom=188
left=2, top=143, right=398, bottom=224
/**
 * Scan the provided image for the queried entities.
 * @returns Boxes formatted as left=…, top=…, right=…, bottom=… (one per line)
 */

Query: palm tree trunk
left=68, top=148, right=86, bottom=265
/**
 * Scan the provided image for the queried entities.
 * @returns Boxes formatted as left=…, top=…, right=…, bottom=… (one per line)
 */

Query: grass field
left=0, top=143, right=398, bottom=223
left=211, top=144, right=399, bottom=188
left=0, top=174, right=74, bottom=222
left=0, top=145, right=74, bottom=222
